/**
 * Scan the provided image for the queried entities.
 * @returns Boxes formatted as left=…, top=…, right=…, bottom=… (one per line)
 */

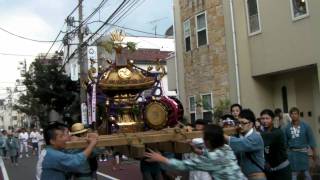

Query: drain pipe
left=229, top=0, right=241, bottom=104
left=172, top=2, right=180, bottom=99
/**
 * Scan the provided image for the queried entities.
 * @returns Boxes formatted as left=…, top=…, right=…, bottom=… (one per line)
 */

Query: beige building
left=171, top=0, right=231, bottom=123
left=172, top=0, right=320, bottom=145
left=0, top=100, right=25, bottom=130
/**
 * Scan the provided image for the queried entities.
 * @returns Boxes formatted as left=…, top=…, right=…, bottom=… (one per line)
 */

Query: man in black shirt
left=260, top=109, right=291, bottom=180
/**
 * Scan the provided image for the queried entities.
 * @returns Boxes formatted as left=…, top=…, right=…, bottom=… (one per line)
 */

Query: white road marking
left=97, top=171, right=120, bottom=180
left=0, top=157, right=9, bottom=180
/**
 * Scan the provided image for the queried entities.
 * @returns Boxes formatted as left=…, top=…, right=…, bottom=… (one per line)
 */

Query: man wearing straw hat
left=69, top=123, right=101, bottom=180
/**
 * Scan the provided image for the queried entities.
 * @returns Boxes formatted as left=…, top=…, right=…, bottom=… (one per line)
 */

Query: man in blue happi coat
left=225, top=109, right=266, bottom=180
left=36, top=122, right=98, bottom=180
left=284, top=107, right=317, bottom=180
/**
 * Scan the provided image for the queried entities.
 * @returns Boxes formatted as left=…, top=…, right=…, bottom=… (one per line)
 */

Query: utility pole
left=78, top=0, right=88, bottom=124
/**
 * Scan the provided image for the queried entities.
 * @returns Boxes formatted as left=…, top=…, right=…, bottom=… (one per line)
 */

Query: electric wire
left=90, top=21, right=165, bottom=37
left=92, top=0, right=143, bottom=44
left=78, top=0, right=138, bottom=58
left=112, top=0, right=146, bottom=28
left=60, top=0, right=130, bottom=71
left=66, top=0, right=84, bottom=19
left=0, top=26, right=64, bottom=43
left=98, top=0, right=140, bottom=36
left=0, top=1, right=83, bottom=57
left=65, top=0, right=149, bottom=66
left=60, top=0, right=110, bottom=63
left=43, top=30, right=64, bottom=59
left=42, top=0, right=93, bottom=60
left=0, top=52, right=36, bottom=57
left=68, top=0, right=109, bottom=35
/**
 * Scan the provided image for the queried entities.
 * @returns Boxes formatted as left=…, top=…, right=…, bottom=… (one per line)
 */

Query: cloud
left=0, top=0, right=174, bottom=93
left=0, top=10, right=60, bottom=88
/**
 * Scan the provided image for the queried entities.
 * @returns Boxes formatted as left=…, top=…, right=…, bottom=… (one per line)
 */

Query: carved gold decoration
left=118, top=67, right=132, bottom=79
left=110, top=30, right=125, bottom=43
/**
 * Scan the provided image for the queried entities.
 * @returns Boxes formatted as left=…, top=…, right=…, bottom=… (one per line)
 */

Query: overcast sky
left=0, top=0, right=173, bottom=98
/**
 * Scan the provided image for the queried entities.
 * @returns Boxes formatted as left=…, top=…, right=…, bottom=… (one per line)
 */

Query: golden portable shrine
left=66, top=30, right=237, bottom=157
left=96, top=30, right=183, bottom=133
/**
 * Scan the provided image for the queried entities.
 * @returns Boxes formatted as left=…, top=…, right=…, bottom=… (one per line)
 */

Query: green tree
left=213, top=99, right=231, bottom=123
left=14, top=54, right=79, bottom=127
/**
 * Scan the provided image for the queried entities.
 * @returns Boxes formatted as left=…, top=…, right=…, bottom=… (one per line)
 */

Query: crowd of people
left=0, top=127, right=44, bottom=166
left=146, top=105, right=318, bottom=180
left=2, top=104, right=317, bottom=180
left=34, top=105, right=317, bottom=180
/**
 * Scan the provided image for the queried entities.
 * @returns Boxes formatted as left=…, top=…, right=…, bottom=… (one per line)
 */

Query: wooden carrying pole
left=66, top=127, right=238, bottom=149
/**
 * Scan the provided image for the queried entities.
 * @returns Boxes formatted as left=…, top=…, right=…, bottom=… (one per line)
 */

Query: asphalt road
left=2, top=152, right=191, bottom=180
left=4, top=154, right=37, bottom=180
left=2, top=153, right=142, bottom=180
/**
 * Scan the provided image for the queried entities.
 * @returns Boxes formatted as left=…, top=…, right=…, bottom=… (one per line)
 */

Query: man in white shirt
left=186, top=119, right=212, bottom=180
left=36, top=129, right=44, bottom=157
left=18, top=128, right=29, bottom=158
left=30, top=128, right=40, bottom=156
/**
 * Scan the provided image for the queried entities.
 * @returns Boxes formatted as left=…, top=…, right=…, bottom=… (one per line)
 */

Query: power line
left=86, top=21, right=165, bottom=37
left=98, top=0, right=140, bottom=37
left=43, top=30, right=63, bottom=59
left=57, top=43, right=64, bottom=53
left=0, top=1, right=84, bottom=58
left=74, top=0, right=146, bottom=64
left=0, top=26, right=64, bottom=43
left=61, top=0, right=109, bottom=61
left=42, top=0, right=90, bottom=60
left=62, top=0, right=152, bottom=70
left=68, top=0, right=109, bottom=35
left=66, top=0, right=84, bottom=19
left=112, top=0, right=146, bottom=28
left=92, top=0, right=144, bottom=44
left=60, top=0, right=130, bottom=71
left=0, top=52, right=36, bottom=57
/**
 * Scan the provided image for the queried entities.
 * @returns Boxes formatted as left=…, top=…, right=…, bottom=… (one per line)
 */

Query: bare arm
left=82, top=133, right=98, bottom=158
left=144, top=149, right=169, bottom=164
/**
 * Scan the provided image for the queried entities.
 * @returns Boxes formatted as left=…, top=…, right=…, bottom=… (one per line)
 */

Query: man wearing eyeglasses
left=224, top=109, right=266, bottom=180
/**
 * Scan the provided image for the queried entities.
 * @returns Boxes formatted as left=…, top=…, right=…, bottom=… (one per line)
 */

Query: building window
left=290, top=0, right=309, bottom=20
left=201, top=93, right=213, bottom=122
left=196, top=12, right=207, bottom=47
left=12, top=116, right=17, bottom=120
left=245, top=0, right=262, bottom=35
left=183, top=19, right=191, bottom=51
left=189, top=96, right=196, bottom=124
